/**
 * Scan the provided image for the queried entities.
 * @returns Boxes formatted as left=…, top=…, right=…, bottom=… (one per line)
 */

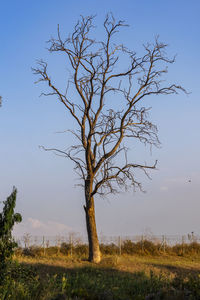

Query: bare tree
left=33, top=14, right=185, bottom=263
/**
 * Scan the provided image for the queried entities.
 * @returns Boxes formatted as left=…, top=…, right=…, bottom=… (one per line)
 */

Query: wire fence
left=14, top=232, right=200, bottom=251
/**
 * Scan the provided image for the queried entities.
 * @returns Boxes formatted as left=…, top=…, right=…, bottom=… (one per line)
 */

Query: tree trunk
left=84, top=179, right=101, bottom=263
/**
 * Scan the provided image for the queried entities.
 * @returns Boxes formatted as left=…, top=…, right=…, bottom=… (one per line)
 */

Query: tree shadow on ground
left=145, top=261, right=200, bottom=277
left=18, top=258, right=198, bottom=300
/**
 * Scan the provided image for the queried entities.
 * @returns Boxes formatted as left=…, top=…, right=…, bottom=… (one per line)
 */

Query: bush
left=75, top=244, right=88, bottom=257
left=100, top=243, right=119, bottom=255
left=60, top=243, right=71, bottom=255
left=22, top=246, right=44, bottom=257
left=142, top=240, right=160, bottom=255
left=60, top=242, right=88, bottom=257
left=0, top=187, right=22, bottom=280
left=14, top=239, right=200, bottom=259
left=122, top=239, right=160, bottom=255
left=121, top=240, right=138, bottom=254
left=172, top=241, right=200, bottom=256
left=45, top=246, right=60, bottom=256
left=188, top=242, right=200, bottom=254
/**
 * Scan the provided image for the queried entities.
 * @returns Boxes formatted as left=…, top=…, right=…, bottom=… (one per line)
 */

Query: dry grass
left=16, top=253, right=200, bottom=278
left=1, top=253, right=200, bottom=299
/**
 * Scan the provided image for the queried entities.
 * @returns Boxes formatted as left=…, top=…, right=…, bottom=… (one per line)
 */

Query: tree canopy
left=33, top=14, right=185, bottom=262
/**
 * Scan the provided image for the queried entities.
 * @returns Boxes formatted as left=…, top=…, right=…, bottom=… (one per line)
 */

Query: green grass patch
left=1, top=255, right=200, bottom=299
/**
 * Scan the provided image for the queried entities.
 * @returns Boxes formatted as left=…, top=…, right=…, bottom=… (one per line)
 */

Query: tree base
left=88, top=251, right=101, bottom=263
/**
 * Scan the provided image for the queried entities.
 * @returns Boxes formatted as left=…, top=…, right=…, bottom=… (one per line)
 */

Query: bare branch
left=39, top=145, right=86, bottom=180
left=34, top=14, right=186, bottom=198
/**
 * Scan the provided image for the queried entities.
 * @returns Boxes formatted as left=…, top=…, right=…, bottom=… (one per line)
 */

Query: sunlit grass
left=1, top=251, right=200, bottom=299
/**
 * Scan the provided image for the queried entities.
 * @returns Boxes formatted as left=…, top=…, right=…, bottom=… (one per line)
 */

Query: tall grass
left=2, top=240, right=199, bottom=299
left=1, top=260, right=200, bottom=299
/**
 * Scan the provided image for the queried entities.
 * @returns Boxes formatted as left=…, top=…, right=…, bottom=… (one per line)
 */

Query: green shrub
left=100, top=243, right=119, bottom=255
left=142, top=240, right=160, bottom=255
left=0, top=187, right=22, bottom=280
left=14, top=240, right=200, bottom=259
left=60, top=242, right=71, bottom=255
left=22, top=246, right=44, bottom=257
left=122, top=239, right=160, bottom=255
left=0, top=262, right=44, bottom=300
left=45, top=246, right=60, bottom=256
left=188, top=242, right=200, bottom=254
left=121, top=239, right=138, bottom=254
left=75, top=244, right=88, bottom=257
left=172, top=241, right=200, bottom=256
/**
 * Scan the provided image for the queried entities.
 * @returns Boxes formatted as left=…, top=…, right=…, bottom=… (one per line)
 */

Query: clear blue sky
left=0, top=0, right=200, bottom=237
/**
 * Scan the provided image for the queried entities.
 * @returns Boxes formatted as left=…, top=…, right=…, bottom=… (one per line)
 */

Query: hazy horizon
left=0, top=0, right=200, bottom=238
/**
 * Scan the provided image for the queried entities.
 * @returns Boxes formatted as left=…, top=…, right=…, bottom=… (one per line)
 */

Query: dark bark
left=84, top=179, right=101, bottom=263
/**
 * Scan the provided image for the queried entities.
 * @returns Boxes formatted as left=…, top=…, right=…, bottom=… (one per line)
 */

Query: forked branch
left=34, top=14, right=186, bottom=195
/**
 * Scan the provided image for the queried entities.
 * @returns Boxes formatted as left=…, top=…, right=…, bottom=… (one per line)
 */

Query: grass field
left=1, top=252, right=200, bottom=300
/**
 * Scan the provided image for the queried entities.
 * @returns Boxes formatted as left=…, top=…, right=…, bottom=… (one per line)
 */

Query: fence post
left=162, top=235, right=166, bottom=252
left=191, top=232, right=195, bottom=243
left=118, top=236, right=121, bottom=256
left=56, top=237, right=60, bottom=255
left=43, top=236, right=45, bottom=255
left=182, top=235, right=185, bottom=255
left=70, top=234, right=73, bottom=257
left=141, top=235, right=144, bottom=252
